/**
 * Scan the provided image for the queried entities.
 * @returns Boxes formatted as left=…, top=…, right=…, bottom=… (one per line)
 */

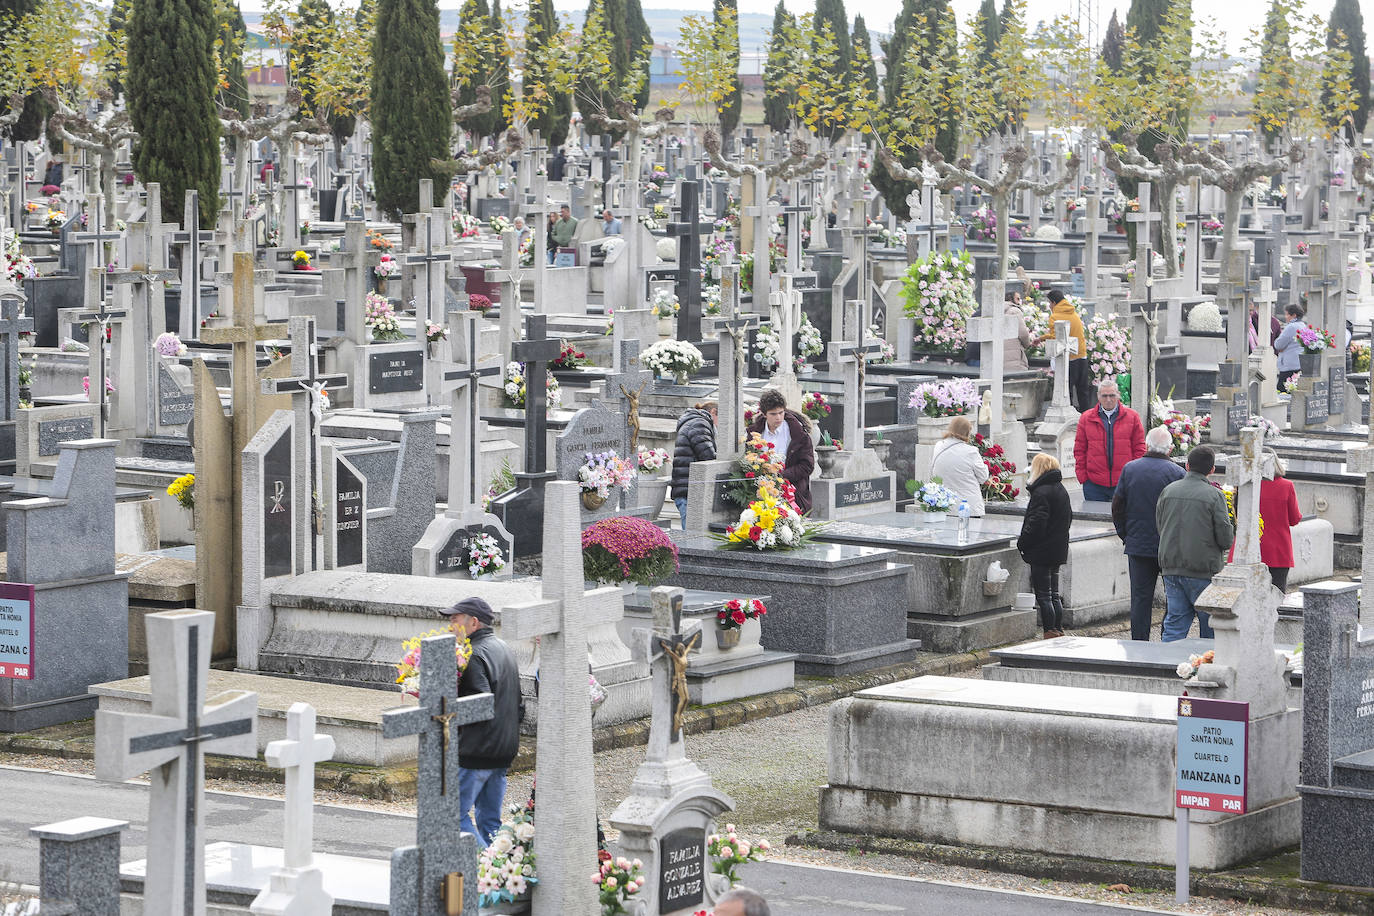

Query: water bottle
left=957, top=499, right=971, bottom=544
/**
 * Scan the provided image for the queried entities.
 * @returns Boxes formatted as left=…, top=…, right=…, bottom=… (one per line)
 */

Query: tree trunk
left=1160, top=181, right=1180, bottom=277
left=1217, top=189, right=1245, bottom=282
left=994, top=191, right=1011, bottom=280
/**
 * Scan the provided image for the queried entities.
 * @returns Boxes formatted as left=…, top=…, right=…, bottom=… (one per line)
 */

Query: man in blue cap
left=445, top=596, right=524, bottom=845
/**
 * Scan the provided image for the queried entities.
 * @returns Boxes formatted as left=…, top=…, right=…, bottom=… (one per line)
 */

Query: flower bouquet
left=715, top=488, right=823, bottom=551
left=154, top=332, right=187, bottom=358
left=453, top=212, right=480, bottom=238
left=1176, top=649, right=1214, bottom=680
left=1084, top=314, right=1131, bottom=386
left=901, top=250, right=976, bottom=353
left=364, top=292, right=406, bottom=341
left=752, top=324, right=780, bottom=373
left=1221, top=485, right=1265, bottom=538
left=424, top=320, right=447, bottom=345
left=291, top=249, right=315, bottom=271
left=374, top=254, right=400, bottom=279
left=489, top=214, right=513, bottom=234
left=582, top=516, right=680, bottom=586
left=1151, top=397, right=1210, bottom=454
left=866, top=325, right=896, bottom=364
left=909, top=478, right=956, bottom=513
left=596, top=854, right=644, bottom=916
left=707, top=825, right=769, bottom=884
left=578, top=450, right=637, bottom=503
left=166, top=473, right=195, bottom=510
left=1296, top=324, right=1336, bottom=354
left=468, top=293, right=493, bottom=313
left=973, top=433, right=1020, bottom=502
left=503, top=361, right=562, bottom=409
left=367, top=228, right=393, bottom=251
left=717, top=597, right=766, bottom=630
left=478, top=803, right=537, bottom=906
left=907, top=378, right=979, bottom=419
left=550, top=342, right=590, bottom=370
left=1202, top=218, right=1224, bottom=235
left=650, top=287, right=680, bottom=318
left=722, top=433, right=785, bottom=508
left=394, top=629, right=472, bottom=696
left=642, top=340, right=704, bottom=383
left=1352, top=341, right=1371, bottom=372
left=1186, top=301, right=1223, bottom=333
left=83, top=376, right=115, bottom=397
left=800, top=391, right=832, bottom=423
left=464, top=531, right=506, bottom=578
left=797, top=315, right=823, bottom=362
left=3, top=230, right=37, bottom=282
left=636, top=446, right=669, bottom=474
left=44, top=208, right=66, bottom=232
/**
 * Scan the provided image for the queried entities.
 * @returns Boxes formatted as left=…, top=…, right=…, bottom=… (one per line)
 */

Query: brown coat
left=746, top=410, right=816, bottom=513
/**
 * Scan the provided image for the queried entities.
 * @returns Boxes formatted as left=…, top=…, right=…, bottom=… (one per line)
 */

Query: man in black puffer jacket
left=447, top=596, right=524, bottom=846
left=671, top=401, right=717, bottom=529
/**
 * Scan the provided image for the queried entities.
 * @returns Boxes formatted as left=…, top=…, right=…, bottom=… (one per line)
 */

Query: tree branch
left=430, top=127, right=524, bottom=180
left=451, top=84, right=493, bottom=124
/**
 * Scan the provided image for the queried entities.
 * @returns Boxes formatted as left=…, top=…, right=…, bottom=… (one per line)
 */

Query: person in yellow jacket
left=1034, top=289, right=1091, bottom=410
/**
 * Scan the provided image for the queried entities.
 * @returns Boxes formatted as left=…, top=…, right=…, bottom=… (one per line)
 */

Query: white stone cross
left=335, top=221, right=372, bottom=346
left=827, top=304, right=885, bottom=453
left=1225, top=426, right=1266, bottom=567
left=484, top=228, right=524, bottom=361
left=438, top=308, right=501, bottom=512
left=704, top=259, right=759, bottom=461
left=1345, top=318, right=1374, bottom=626
left=500, top=482, right=622, bottom=916
left=1126, top=182, right=1162, bottom=299
left=1046, top=319, right=1073, bottom=410
left=966, top=279, right=1018, bottom=434
left=250, top=702, right=336, bottom=916
left=1081, top=189, right=1109, bottom=301
left=403, top=211, right=452, bottom=330
left=95, top=610, right=259, bottom=916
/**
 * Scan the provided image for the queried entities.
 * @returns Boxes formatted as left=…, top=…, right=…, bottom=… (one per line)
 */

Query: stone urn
left=870, top=439, right=892, bottom=469
left=716, top=627, right=742, bottom=650
left=581, top=490, right=607, bottom=511
left=916, top=413, right=970, bottom=443
left=636, top=476, right=670, bottom=512
left=1299, top=351, right=1322, bottom=378
left=815, top=445, right=839, bottom=477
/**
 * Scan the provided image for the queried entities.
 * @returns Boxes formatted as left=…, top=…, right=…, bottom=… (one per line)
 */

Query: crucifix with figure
left=96, top=610, right=259, bottom=916
left=261, top=316, right=348, bottom=573
left=382, top=634, right=493, bottom=916
left=74, top=286, right=128, bottom=439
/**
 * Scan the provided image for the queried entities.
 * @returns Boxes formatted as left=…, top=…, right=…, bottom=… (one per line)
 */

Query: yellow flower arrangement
left=291, top=249, right=311, bottom=266
left=395, top=628, right=473, bottom=696
left=166, top=473, right=195, bottom=510
left=1222, top=486, right=1264, bottom=538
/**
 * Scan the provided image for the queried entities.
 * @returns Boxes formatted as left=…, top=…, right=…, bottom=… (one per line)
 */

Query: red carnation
left=745, top=471, right=755, bottom=478
left=718, top=610, right=728, bottom=620
left=748, top=525, right=762, bottom=541
left=732, top=609, right=747, bottom=625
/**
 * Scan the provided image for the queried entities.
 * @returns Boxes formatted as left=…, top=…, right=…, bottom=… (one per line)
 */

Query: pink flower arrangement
left=908, top=378, right=979, bottom=418
left=468, top=293, right=493, bottom=312
left=581, top=516, right=679, bottom=585
left=718, top=597, right=766, bottom=630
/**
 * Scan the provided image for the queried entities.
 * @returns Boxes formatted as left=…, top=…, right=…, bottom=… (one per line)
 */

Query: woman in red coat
left=1229, top=449, right=1303, bottom=590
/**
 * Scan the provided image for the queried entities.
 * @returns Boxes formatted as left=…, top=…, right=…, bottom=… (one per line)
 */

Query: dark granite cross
left=382, top=634, right=493, bottom=916
left=0, top=299, right=34, bottom=423
left=441, top=309, right=502, bottom=510
left=667, top=166, right=713, bottom=342
left=95, top=611, right=258, bottom=916
left=510, top=313, right=562, bottom=477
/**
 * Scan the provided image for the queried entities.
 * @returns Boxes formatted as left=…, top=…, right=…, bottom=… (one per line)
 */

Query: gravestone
left=95, top=610, right=258, bottom=916
left=30, top=816, right=129, bottom=916
left=609, top=586, right=735, bottom=915
left=382, top=634, right=492, bottom=916
left=554, top=401, right=635, bottom=522
left=1, top=439, right=128, bottom=731
left=0, top=299, right=32, bottom=474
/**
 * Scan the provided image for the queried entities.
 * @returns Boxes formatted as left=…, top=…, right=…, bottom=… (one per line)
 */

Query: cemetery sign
left=0, top=581, right=35, bottom=679
left=1176, top=696, right=1248, bottom=813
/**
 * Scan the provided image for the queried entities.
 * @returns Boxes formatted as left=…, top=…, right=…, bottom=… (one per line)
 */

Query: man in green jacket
left=550, top=204, right=578, bottom=251
left=1155, top=446, right=1235, bottom=642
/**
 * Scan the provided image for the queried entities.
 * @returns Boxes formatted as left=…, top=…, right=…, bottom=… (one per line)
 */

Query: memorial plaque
left=262, top=428, right=293, bottom=579
left=37, top=416, right=93, bottom=456
left=0, top=581, right=36, bottom=679
left=157, top=363, right=194, bottom=427
left=435, top=525, right=506, bottom=576
left=368, top=349, right=425, bottom=395
left=657, top=827, right=705, bottom=912
left=1176, top=696, right=1249, bottom=813
left=0, top=422, right=15, bottom=463
left=335, top=457, right=364, bottom=567
left=791, top=275, right=818, bottom=290
left=833, top=476, right=893, bottom=508
left=1328, top=366, right=1346, bottom=417
left=1306, top=380, right=1329, bottom=425
left=1225, top=393, right=1248, bottom=439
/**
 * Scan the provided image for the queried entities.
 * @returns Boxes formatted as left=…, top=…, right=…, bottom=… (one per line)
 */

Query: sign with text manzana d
left=0, top=581, right=36, bottom=679
left=1176, top=696, right=1248, bottom=813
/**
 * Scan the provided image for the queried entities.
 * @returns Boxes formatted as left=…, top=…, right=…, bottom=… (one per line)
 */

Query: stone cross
left=405, top=211, right=452, bottom=330
left=741, top=169, right=773, bottom=308
left=484, top=228, right=524, bottom=361
left=1126, top=182, right=1162, bottom=299
left=1046, top=319, right=1073, bottom=411
left=966, top=279, right=1017, bottom=434
left=74, top=282, right=129, bottom=439
left=440, top=309, right=502, bottom=512
left=1127, top=299, right=1163, bottom=420
left=250, top=702, right=336, bottom=916
left=67, top=190, right=114, bottom=308
left=1225, top=425, right=1266, bottom=567
left=1081, top=189, right=1108, bottom=302
left=519, top=135, right=548, bottom=305
left=201, top=252, right=288, bottom=448
left=261, top=316, right=348, bottom=573
left=95, top=610, right=258, bottom=916
left=603, top=339, right=653, bottom=456
left=500, top=482, right=623, bottom=916
left=0, top=299, right=33, bottom=423
left=1344, top=318, right=1374, bottom=626
left=906, top=181, right=949, bottom=259
left=511, top=313, right=563, bottom=477
left=642, top=589, right=700, bottom=746
left=170, top=190, right=216, bottom=341
left=279, top=152, right=310, bottom=250
left=1181, top=178, right=1207, bottom=296
left=827, top=303, right=885, bottom=451
left=335, top=220, right=371, bottom=345
left=382, top=634, right=493, bottom=916
left=703, top=260, right=759, bottom=461
left=1250, top=277, right=1279, bottom=408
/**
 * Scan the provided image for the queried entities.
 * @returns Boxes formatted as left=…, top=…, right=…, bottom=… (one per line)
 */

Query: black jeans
left=1069, top=358, right=1093, bottom=410
left=1029, top=564, right=1063, bottom=632
left=1126, top=554, right=1161, bottom=641
left=1269, top=566, right=1290, bottom=591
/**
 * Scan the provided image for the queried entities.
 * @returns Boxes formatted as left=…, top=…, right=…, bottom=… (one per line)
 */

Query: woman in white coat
left=930, top=415, right=988, bottom=516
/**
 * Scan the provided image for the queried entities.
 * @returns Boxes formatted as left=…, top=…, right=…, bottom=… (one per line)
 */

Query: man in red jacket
left=1073, top=380, right=1146, bottom=502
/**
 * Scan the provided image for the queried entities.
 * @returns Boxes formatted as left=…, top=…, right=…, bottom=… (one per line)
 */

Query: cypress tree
left=623, top=0, right=653, bottom=113
left=975, top=0, right=1000, bottom=64
left=370, top=0, right=450, bottom=217
left=0, top=0, right=50, bottom=141
left=1323, top=0, right=1370, bottom=136
left=127, top=0, right=222, bottom=223
left=1100, top=8, right=1125, bottom=72
left=850, top=15, right=878, bottom=101
left=217, top=2, right=251, bottom=119
left=524, top=0, right=570, bottom=146
left=453, top=0, right=491, bottom=133
left=713, top=0, right=742, bottom=145
left=485, top=0, right=513, bottom=140
left=1254, top=0, right=1295, bottom=144
left=295, top=0, right=332, bottom=119
left=762, top=1, right=794, bottom=134
left=814, top=0, right=849, bottom=74
left=1125, top=0, right=1189, bottom=157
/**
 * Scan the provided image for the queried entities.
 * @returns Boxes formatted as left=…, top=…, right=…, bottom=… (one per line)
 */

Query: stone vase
left=870, top=439, right=892, bottom=468
left=636, top=476, right=669, bottom=511
left=716, top=627, right=742, bottom=650
left=808, top=423, right=821, bottom=447
left=657, top=317, right=674, bottom=337
left=581, top=490, right=607, bottom=511
left=815, top=445, right=839, bottom=478
left=1300, top=351, right=1322, bottom=377
left=916, top=412, right=971, bottom=443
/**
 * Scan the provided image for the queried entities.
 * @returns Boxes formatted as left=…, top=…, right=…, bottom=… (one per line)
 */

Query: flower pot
left=581, top=490, right=607, bottom=510
left=636, top=477, right=669, bottom=512
left=375, top=276, right=387, bottom=295
left=657, top=317, right=674, bottom=337
left=673, top=369, right=690, bottom=386
left=917, top=510, right=947, bottom=524
left=808, top=424, right=821, bottom=447
left=18, top=384, right=30, bottom=404
left=621, top=580, right=638, bottom=598
left=815, top=445, right=838, bottom=478
left=716, top=627, right=742, bottom=650
left=1299, top=351, right=1322, bottom=378
left=916, top=413, right=971, bottom=443
left=830, top=451, right=852, bottom=478
left=870, top=440, right=891, bottom=469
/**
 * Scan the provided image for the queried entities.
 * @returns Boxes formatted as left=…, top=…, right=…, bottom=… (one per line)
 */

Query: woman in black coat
left=671, top=401, right=716, bottom=529
left=1017, top=452, right=1073, bottom=638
